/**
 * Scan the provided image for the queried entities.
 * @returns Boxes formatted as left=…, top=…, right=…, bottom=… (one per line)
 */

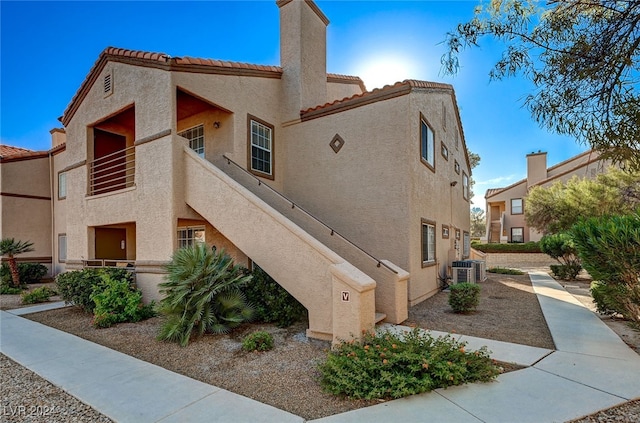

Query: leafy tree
left=157, top=245, right=254, bottom=347
left=525, top=168, right=640, bottom=234
left=470, top=207, right=486, bottom=237
left=442, top=0, right=640, bottom=170
left=539, top=233, right=582, bottom=280
left=0, top=238, right=34, bottom=287
left=468, top=150, right=481, bottom=201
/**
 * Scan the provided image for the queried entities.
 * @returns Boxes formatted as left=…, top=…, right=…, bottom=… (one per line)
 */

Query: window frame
left=463, top=231, right=471, bottom=258
left=511, top=227, right=525, bottom=243
left=441, top=142, right=449, bottom=161
left=178, top=124, right=205, bottom=158
left=462, top=172, right=469, bottom=200
left=419, top=113, right=435, bottom=172
left=511, top=198, right=523, bottom=215
left=58, top=171, right=67, bottom=200
left=421, top=218, right=436, bottom=267
left=247, top=114, right=275, bottom=180
left=58, top=234, right=67, bottom=263
left=454, top=160, right=460, bottom=175
left=177, top=226, right=206, bottom=249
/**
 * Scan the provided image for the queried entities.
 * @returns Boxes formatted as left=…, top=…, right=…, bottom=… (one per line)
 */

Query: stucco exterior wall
left=0, top=156, right=52, bottom=271
left=408, top=91, right=472, bottom=304
left=52, top=148, right=68, bottom=275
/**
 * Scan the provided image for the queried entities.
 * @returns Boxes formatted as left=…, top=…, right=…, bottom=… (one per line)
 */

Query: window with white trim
left=179, top=125, right=205, bottom=158
left=462, top=172, right=469, bottom=200
left=249, top=117, right=273, bottom=177
left=177, top=226, right=205, bottom=249
left=58, top=234, right=67, bottom=262
left=420, top=115, right=435, bottom=170
left=463, top=231, right=471, bottom=258
left=421, top=219, right=436, bottom=265
left=511, top=227, right=524, bottom=243
left=511, top=198, right=523, bottom=214
left=58, top=171, right=67, bottom=200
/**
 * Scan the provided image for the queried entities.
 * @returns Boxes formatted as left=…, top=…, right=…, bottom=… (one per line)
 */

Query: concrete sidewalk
left=1, top=272, right=639, bottom=422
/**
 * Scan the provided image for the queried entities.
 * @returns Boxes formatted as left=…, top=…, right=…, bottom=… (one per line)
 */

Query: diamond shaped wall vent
left=330, top=134, right=345, bottom=153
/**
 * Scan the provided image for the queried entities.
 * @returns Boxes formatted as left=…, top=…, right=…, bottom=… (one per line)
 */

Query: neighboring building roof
left=60, top=47, right=366, bottom=126
left=0, top=145, right=32, bottom=157
left=485, top=149, right=600, bottom=199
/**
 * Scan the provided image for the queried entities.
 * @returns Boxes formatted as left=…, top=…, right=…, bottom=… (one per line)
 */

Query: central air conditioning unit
left=451, top=260, right=487, bottom=284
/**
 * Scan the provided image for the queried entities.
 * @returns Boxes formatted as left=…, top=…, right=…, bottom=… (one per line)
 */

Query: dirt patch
left=0, top=282, right=61, bottom=311
left=406, top=274, right=556, bottom=349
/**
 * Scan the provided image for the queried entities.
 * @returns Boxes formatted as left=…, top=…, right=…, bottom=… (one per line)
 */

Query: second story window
left=179, top=125, right=205, bottom=158
left=420, top=115, right=435, bottom=171
left=58, top=171, right=67, bottom=200
left=462, top=172, right=469, bottom=200
left=249, top=115, right=274, bottom=179
left=511, top=198, right=523, bottom=214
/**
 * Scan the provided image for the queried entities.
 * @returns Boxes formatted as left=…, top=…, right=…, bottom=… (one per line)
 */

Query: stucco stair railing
left=218, top=155, right=409, bottom=325
left=183, top=147, right=377, bottom=344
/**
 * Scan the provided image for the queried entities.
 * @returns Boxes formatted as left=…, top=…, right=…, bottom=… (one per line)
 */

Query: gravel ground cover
left=2, top=272, right=639, bottom=421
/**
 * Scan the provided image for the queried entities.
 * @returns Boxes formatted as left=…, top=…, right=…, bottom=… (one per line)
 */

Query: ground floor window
left=511, top=227, right=524, bottom=243
left=58, top=234, right=67, bottom=262
left=463, top=231, right=470, bottom=258
left=177, top=226, right=205, bottom=249
left=421, top=219, right=436, bottom=266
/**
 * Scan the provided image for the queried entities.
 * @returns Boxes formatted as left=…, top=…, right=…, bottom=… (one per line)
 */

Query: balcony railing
left=89, top=145, right=135, bottom=195
left=83, top=259, right=135, bottom=269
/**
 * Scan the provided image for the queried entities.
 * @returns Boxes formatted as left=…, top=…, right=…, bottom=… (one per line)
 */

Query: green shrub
left=549, top=263, right=582, bottom=280
left=0, top=283, right=22, bottom=295
left=590, top=281, right=629, bottom=317
left=242, top=330, right=274, bottom=352
left=449, top=283, right=480, bottom=313
left=90, top=275, right=155, bottom=328
left=1, top=263, right=47, bottom=285
left=157, top=245, right=254, bottom=347
left=242, top=265, right=306, bottom=328
left=56, top=268, right=132, bottom=312
left=572, top=212, right=640, bottom=324
left=540, top=233, right=582, bottom=280
left=471, top=242, right=541, bottom=253
left=487, top=267, right=524, bottom=275
left=21, top=286, right=56, bottom=304
left=318, top=328, right=500, bottom=400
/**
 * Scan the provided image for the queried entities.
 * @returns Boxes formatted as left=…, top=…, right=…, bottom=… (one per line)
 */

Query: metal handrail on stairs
left=221, top=155, right=398, bottom=275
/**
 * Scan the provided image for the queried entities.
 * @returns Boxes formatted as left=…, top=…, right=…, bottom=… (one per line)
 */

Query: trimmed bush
left=487, top=267, right=524, bottom=275
left=21, top=286, right=56, bottom=304
left=242, top=330, right=274, bottom=352
left=318, top=328, right=500, bottom=400
left=1, top=263, right=47, bottom=285
left=157, top=245, right=254, bottom=347
left=540, top=233, right=582, bottom=280
left=90, top=274, right=155, bottom=328
left=449, top=283, right=480, bottom=313
left=0, top=283, right=22, bottom=295
left=572, top=212, right=640, bottom=324
left=471, top=242, right=541, bottom=253
left=56, top=268, right=132, bottom=312
left=242, top=265, right=306, bottom=328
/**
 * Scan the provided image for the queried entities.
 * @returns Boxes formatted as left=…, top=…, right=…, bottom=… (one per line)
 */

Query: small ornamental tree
left=539, top=233, right=582, bottom=280
left=0, top=238, right=34, bottom=287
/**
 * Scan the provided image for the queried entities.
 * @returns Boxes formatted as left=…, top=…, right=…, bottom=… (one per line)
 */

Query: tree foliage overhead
left=442, top=0, right=640, bottom=170
left=525, top=168, right=640, bottom=233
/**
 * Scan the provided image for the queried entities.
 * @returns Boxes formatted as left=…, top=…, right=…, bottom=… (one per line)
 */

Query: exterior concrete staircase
left=182, top=147, right=405, bottom=343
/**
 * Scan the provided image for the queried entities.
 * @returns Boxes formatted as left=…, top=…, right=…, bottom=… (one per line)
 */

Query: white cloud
left=475, top=174, right=523, bottom=187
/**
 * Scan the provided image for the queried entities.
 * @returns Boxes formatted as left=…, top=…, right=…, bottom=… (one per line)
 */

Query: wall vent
left=103, top=73, right=113, bottom=97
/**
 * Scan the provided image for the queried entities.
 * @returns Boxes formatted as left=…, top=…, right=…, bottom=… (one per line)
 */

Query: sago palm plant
left=0, top=238, right=34, bottom=287
left=157, top=244, right=254, bottom=346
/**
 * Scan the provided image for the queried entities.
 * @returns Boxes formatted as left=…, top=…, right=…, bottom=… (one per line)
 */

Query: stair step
left=375, top=312, right=387, bottom=324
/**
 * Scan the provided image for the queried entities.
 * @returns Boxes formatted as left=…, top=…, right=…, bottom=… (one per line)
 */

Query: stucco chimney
left=277, top=0, right=328, bottom=121
left=50, top=128, right=66, bottom=148
left=526, top=151, right=547, bottom=187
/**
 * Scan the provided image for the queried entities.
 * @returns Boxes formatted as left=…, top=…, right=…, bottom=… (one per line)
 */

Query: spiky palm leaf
left=0, top=238, right=34, bottom=287
left=157, top=244, right=253, bottom=346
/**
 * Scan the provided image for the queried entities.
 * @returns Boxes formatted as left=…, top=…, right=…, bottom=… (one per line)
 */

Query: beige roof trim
left=276, top=0, right=330, bottom=26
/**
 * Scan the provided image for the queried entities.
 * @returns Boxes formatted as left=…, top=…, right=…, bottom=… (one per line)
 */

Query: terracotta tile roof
left=61, top=47, right=363, bottom=126
left=0, top=145, right=32, bottom=157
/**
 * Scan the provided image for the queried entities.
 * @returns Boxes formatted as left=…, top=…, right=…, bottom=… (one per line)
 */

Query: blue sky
left=0, top=0, right=586, bottom=206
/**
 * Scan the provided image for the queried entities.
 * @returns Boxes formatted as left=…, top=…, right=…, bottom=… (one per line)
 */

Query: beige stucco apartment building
left=483, top=150, right=608, bottom=243
left=0, top=0, right=472, bottom=343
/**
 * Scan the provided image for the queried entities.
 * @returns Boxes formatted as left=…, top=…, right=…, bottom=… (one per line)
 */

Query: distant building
left=0, top=0, right=473, bottom=343
left=482, top=150, right=608, bottom=243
